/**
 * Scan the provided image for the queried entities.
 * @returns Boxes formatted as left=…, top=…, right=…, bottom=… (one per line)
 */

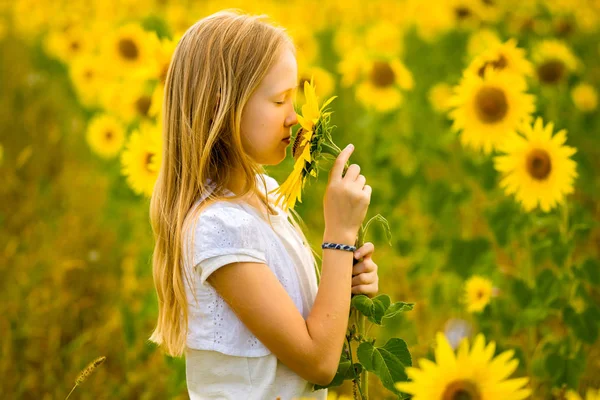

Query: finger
left=363, top=185, right=372, bottom=198
left=330, top=144, right=354, bottom=182
left=355, top=174, right=366, bottom=186
left=352, top=271, right=377, bottom=286
left=344, top=164, right=361, bottom=182
left=352, top=261, right=366, bottom=275
left=351, top=284, right=378, bottom=298
left=352, top=260, right=376, bottom=275
left=354, top=242, right=374, bottom=260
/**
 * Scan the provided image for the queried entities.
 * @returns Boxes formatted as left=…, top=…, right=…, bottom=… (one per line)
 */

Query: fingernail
left=346, top=144, right=354, bottom=150
left=354, top=252, right=361, bottom=259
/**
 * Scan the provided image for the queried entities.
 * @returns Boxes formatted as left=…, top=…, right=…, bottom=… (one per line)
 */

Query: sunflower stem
left=353, top=224, right=369, bottom=399
left=523, top=214, right=537, bottom=376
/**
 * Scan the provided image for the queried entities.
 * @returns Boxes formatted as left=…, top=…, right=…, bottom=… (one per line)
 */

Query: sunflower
left=567, top=388, right=600, bottom=400
left=271, top=79, right=337, bottom=211
left=466, top=39, right=534, bottom=80
left=395, top=332, right=532, bottom=399
left=354, top=57, right=414, bottom=113
left=86, top=114, right=126, bottom=159
left=466, top=28, right=501, bottom=60
left=102, top=23, right=160, bottom=81
left=120, top=121, right=162, bottom=197
left=493, top=117, right=578, bottom=212
left=532, top=40, right=579, bottom=85
left=449, top=68, right=535, bottom=154
left=68, top=54, right=108, bottom=109
left=43, top=24, right=90, bottom=64
left=571, top=83, right=598, bottom=112
left=297, top=66, right=335, bottom=106
left=464, top=275, right=494, bottom=313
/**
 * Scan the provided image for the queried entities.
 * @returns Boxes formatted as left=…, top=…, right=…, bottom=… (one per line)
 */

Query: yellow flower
left=86, top=114, right=126, bottom=159
left=494, top=117, right=578, bottom=212
left=464, top=275, right=493, bottom=313
left=449, top=68, right=535, bottom=154
left=466, top=39, right=534, bottom=79
left=271, top=79, right=337, bottom=212
left=571, top=83, right=598, bottom=112
left=120, top=121, right=162, bottom=197
left=428, top=82, right=454, bottom=114
left=532, top=40, right=579, bottom=85
left=102, top=23, right=160, bottom=81
left=43, top=24, right=91, bottom=64
left=149, top=82, right=164, bottom=119
left=354, top=57, right=414, bottom=113
left=297, top=66, right=335, bottom=106
left=567, top=388, right=600, bottom=400
left=466, top=28, right=502, bottom=60
left=395, top=332, right=532, bottom=400
left=68, top=55, right=108, bottom=109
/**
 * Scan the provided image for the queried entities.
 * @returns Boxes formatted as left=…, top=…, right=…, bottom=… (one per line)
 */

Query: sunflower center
left=537, top=60, right=566, bottom=84
left=475, top=86, right=508, bottom=123
left=160, top=65, right=169, bottom=84
left=369, top=61, right=395, bottom=88
left=145, top=153, right=154, bottom=172
left=477, top=55, right=508, bottom=77
left=118, top=38, right=139, bottom=61
left=455, top=7, right=472, bottom=20
left=136, top=95, right=152, bottom=117
left=70, top=40, right=80, bottom=52
left=84, top=69, right=94, bottom=81
left=299, top=77, right=310, bottom=94
left=442, top=380, right=482, bottom=400
left=105, top=130, right=113, bottom=141
left=477, top=290, right=484, bottom=299
left=292, top=128, right=308, bottom=161
left=526, top=148, right=552, bottom=180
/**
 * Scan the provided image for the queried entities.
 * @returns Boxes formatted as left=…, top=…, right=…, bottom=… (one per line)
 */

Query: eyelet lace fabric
left=182, top=174, right=306, bottom=357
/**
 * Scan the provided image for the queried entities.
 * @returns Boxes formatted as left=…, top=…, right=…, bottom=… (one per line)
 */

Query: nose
left=285, top=108, right=298, bottom=128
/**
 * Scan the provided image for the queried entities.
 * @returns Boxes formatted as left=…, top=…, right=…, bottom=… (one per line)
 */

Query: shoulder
left=193, top=201, right=257, bottom=231
left=259, top=173, right=280, bottom=193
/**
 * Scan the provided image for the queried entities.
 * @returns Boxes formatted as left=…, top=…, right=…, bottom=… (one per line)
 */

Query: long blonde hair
left=148, top=9, right=318, bottom=358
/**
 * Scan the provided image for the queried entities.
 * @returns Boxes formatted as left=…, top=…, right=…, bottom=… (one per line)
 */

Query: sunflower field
left=1, top=0, right=599, bottom=399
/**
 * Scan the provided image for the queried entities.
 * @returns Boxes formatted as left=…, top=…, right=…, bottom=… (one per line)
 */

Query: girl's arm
left=206, top=228, right=354, bottom=386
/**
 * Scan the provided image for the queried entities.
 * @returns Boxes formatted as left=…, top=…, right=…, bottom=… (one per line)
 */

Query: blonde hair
left=148, top=9, right=319, bottom=358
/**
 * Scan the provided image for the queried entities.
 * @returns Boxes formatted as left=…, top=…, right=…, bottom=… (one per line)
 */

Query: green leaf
left=357, top=339, right=412, bottom=397
left=563, top=306, right=598, bottom=344
left=580, top=258, right=600, bottom=285
left=352, top=295, right=414, bottom=325
left=536, top=269, right=560, bottom=305
left=352, top=295, right=374, bottom=318
left=446, top=237, right=491, bottom=279
left=511, top=278, right=533, bottom=308
left=314, top=351, right=351, bottom=389
left=485, top=199, right=520, bottom=247
left=364, top=214, right=393, bottom=247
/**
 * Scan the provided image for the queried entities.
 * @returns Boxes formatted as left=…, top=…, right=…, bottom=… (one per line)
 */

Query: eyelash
left=275, top=101, right=285, bottom=105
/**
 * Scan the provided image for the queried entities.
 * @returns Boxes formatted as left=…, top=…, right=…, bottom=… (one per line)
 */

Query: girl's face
left=240, top=47, right=298, bottom=165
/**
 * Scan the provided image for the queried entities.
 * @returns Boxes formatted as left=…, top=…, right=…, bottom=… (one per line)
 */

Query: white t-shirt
left=183, top=174, right=328, bottom=400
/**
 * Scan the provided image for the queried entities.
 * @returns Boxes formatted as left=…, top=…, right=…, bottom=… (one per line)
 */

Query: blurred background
left=0, top=0, right=599, bottom=398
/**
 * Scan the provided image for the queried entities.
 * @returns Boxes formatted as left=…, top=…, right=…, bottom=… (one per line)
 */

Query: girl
left=148, top=9, right=379, bottom=400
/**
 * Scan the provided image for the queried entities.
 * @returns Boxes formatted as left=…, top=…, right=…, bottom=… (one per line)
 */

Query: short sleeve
left=189, top=205, right=267, bottom=286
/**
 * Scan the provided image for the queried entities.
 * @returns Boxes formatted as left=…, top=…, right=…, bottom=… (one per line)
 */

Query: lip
left=282, top=136, right=291, bottom=142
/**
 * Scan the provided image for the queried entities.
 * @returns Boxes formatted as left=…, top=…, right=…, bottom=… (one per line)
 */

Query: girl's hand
left=351, top=242, right=379, bottom=298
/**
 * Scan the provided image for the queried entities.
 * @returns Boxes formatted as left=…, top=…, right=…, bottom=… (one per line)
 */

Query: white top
left=183, top=173, right=327, bottom=400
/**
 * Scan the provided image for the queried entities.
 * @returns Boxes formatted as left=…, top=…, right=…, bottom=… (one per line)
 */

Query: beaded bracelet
left=321, top=242, right=357, bottom=252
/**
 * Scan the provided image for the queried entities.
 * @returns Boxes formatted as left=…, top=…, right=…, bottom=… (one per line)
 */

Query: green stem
left=347, top=311, right=366, bottom=400
left=353, top=224, right=368, bottom=399
left=523, top=215, right=536, bottom=374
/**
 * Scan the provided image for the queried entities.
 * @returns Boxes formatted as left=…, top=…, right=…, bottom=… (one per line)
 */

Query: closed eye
left=275, top=101, right=285, bottom=105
